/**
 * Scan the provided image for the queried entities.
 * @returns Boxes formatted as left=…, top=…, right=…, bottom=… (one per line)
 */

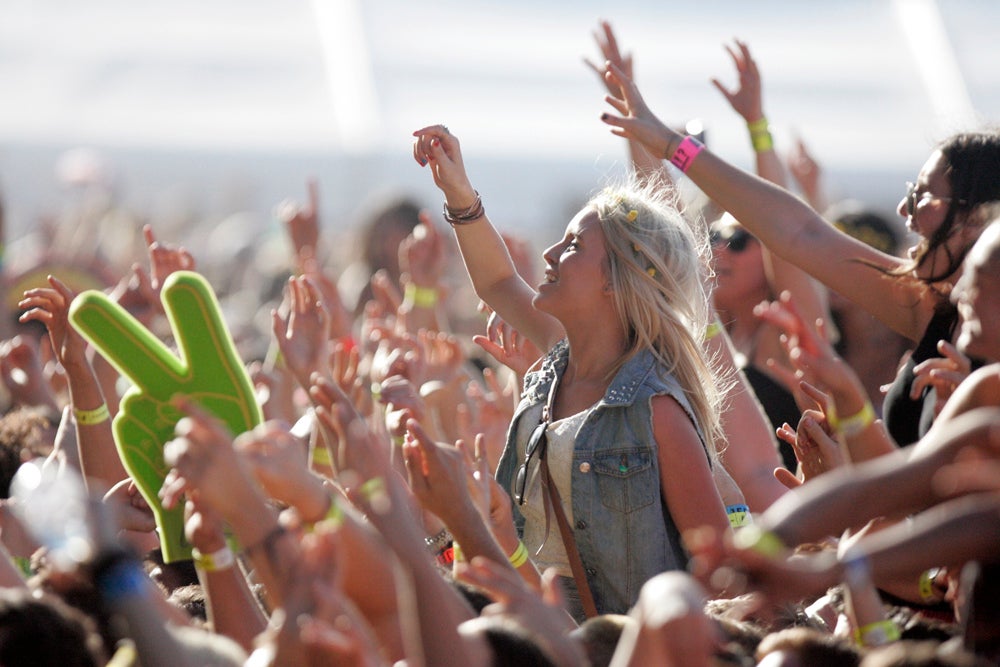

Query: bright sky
left=1, top=0, right=998, bottom=242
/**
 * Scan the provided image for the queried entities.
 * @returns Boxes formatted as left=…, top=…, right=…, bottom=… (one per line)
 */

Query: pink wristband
left=670, top=136, right=704, bottom=173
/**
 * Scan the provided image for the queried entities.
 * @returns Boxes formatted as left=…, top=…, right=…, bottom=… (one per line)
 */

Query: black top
left=744, top=364, right=800, bottom=470
left=882, top=305, right=957, bottom=446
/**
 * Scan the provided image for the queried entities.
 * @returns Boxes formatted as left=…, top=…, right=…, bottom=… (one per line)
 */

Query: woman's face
left=953, top=223, right=1000, bottom=361
left=534, top=208, right=612, bottom=317
left=898, top=149, right=978, bottom=281
left=710, top=223, right=765, bottom=312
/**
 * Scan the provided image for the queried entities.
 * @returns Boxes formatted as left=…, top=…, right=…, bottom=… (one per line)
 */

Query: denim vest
left=496, top=340, right=709, bottom=615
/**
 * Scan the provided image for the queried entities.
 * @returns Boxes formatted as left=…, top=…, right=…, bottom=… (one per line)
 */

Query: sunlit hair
left=589, top=178, right=725, bottom=450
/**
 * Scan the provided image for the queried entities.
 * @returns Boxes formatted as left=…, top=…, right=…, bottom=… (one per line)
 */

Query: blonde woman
left=412, top=125, right=730, bottom=619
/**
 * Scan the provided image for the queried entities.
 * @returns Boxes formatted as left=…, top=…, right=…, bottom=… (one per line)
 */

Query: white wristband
left=191, top=545, right=235, bottom=572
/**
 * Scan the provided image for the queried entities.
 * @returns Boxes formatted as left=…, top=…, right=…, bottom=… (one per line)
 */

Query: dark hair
left=478, top=618, right=558, bottom=667
left=756, top=626, right=861, bottom=667
left=0, top=588, right=104, bottom=666
left=908, top=131, right=1000, bottom=284
left=570, top=614, right=631, bottom=667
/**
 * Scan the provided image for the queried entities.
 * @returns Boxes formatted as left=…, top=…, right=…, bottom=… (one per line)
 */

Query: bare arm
left=413, top=125, right=564, bottom=352
left=652, top=395, right=730, bottom=538
left=711, top=39, right=830, bottom=341
left=706, top=326, right=788, bottom=511
left=600, top=64, right=933, bottom=341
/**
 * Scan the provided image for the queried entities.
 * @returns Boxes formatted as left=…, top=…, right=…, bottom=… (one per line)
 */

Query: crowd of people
left=0, top=20, right=997, bottom=667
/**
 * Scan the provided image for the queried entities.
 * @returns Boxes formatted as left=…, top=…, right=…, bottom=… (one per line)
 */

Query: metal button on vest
left=579, top=461, right=591, bottom=473
left=576, top=520, right=587, bottom=530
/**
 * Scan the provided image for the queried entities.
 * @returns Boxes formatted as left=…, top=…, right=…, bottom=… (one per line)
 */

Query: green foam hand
left=69, top=271, right=262, bottom=562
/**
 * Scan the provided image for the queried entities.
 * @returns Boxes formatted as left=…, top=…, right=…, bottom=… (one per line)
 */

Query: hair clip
left=646, top=267, right=657, bottom=278
left=627, top=209, right=638, bottom=222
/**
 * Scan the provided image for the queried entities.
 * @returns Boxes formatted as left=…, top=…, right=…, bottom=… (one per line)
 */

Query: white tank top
left=518, top=408, right=588, bottom=578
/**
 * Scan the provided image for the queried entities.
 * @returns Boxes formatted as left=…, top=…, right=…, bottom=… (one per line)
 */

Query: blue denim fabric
left=496, top=340, right=710, bottom=615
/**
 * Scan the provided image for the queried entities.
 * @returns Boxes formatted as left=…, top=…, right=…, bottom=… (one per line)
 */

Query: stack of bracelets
left=443, top=191, right=484, bottom=226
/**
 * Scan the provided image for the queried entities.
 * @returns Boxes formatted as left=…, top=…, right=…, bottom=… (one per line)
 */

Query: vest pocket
left=593, top=448, right=655, bottom=513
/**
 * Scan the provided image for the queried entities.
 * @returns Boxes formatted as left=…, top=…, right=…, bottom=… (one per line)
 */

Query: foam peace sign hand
left=69, top=271, right=262, bottom=562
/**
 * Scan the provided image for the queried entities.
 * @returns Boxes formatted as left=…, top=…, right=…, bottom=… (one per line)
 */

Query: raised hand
left=401, top=417, right=479, bottom=528
left=584, top=20, right=634, bottom=98
left=272, top=275, right=332, bottom=390
left=298, top=248, right=353, bottom=341
left=412, top=125, right=478, bottom=207
left=600, top=63, right=676, bottom=159
left=0, top=335, right=60, bottom=414
left=473, top=310, right=543, bottom=379
left=398, top=211, right=446, bottom=291
left=160, top=396, right=261, bottom=523
left=70, top=271, right=262, bottom=561
left=710, top=39, right=764, bottom=123
left=234, top=421, right=331, bottom=524
left=787, top=136, right=826, bottom=209
left=19, top=276, right=89, bottom=370
left=911, top=339, right=971, bottom=414
left=310, top=375, right=391, bottom=484
left=275, top=178, right=321, bottom=266
left=144, top=225, right=195, bottom=297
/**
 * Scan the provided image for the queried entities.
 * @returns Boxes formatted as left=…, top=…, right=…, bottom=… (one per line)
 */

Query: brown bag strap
left=540, top=455, right=599, bottom=619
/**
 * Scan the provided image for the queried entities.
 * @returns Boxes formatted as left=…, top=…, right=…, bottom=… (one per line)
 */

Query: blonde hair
left=589, top=178, right=725, bottom=450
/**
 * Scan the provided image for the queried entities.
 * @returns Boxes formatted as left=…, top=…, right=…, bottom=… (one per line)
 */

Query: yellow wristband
left=854, top=619, right=900, bottom=647
left=750, top=132, right=773, bottom=153
left=733, top=526, right=785, bottom=557
left=746, top=117, right=773, bottom=153
left=191, top=545, right=235, bottom=572
left=507, top=541, right=529, bottom=569
left=311, top=444, right=332, bottom=466
left=918, top=567, right=945, bottom=603
left=74, top=404, right=110, bottom=425
left=829, top=401, right=876, bottom=437
left=746, top=117, right=769, bottom=133
left=404, top=283, right=439, bottom=309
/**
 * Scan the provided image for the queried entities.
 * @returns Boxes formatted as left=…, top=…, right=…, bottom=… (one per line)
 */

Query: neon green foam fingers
left=69, top=271, right=262, bottom=562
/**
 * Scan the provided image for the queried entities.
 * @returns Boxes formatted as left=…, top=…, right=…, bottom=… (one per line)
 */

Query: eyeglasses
left=904, top=181, right=968, bottom=217
left=710, top=227, right=754, bottom=254
left=514, top=421, right=548, bottom=505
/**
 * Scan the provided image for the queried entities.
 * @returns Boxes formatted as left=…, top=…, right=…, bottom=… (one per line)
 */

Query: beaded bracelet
left=424, top=527, right=453, bottom=552
left=74, top=403, right=110, bottom=426
left=669, top=136, right=705, bottom=174
left=192, top=545, right=235, bottom=572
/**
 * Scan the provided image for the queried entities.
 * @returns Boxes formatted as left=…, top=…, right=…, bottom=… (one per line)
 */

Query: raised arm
left=600, top=64, right=932, bottom=341
left=711, top=40, right=830, bottom=340
left=412, top=125, right=564, bottom=352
